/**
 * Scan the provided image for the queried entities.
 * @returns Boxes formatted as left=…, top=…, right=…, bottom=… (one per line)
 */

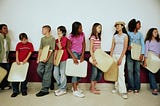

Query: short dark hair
left=19, top=33, right=28, bottom=40
left=57, top=26, right=67, bottom=36
left=42, top=25, right=51, bottom=32
left=71, top=21, right=82, bottom=35
left=0, top=24, right=7, bottom=30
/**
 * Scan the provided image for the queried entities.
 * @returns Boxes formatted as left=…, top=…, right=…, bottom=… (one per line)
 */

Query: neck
left=118, top=31, right=123, bottom=35
left=152, top=37, right=156, bottom=41
left=45, top=33, right=50, bottom=37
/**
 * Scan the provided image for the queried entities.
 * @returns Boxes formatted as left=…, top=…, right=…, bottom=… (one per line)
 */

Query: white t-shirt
left=2, top=39, right=8, bottom=63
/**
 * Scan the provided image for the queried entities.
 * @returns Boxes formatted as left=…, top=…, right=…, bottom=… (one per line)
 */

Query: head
left=71, top=21, right=82, bottom=36
left=42, top=25, right=51, bottom=35
left=57, top=26, right=67, bottom=37
left=90, top=23, right=102, bottom=40
left=19, top=33, right=28, bottom=44
left=128, top=19, right=137, bottom=32
left=145, top=28, right=159, bottom=42
left=0, top=24, right=8, bottom=35
left=136, top=20, right=141, bottom=30
left=114, top=21, right=128, bottom=35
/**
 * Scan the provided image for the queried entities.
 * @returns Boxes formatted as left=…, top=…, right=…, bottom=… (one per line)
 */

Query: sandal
left=152, top=89, right=158, bottom=95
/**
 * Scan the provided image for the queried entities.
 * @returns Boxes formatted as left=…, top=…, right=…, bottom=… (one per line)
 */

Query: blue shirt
left=128, top=31, right=145, bottom=54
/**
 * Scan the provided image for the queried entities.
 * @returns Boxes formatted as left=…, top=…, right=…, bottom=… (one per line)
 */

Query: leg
left=54, top=65, right=60, bottom=88
left=134, top=61, right=141, bottom=91
left=37, top=62, right=45, bottom=78
left=21, top=80, right=28, bottom=96
left=11, top=82, right=20, bottom=97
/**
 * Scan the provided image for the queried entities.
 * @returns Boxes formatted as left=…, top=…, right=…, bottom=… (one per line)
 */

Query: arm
left=90, top=39, right=97, bottom=65
left=37, top=49, right=42, bottom=63
left=118, top=36, right=128, bottom=65
left=80, top=37, right=86, bottom=62
left=67, top=39, right=78, bottom=64
left=16, top=51, right=20, bottom=65
left=143, top=41, right=149, bottom=67
left=139, top=34, right=145, bottom=61
left=23, top=52, right=32, bottom=64
left=110, top=38, right=115, bottom=57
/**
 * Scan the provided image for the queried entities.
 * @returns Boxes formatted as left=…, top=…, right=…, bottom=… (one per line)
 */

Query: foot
left=72, top=87, right=83, bottom=93
left=22, top=92, right=27, bottom=96
left=127, top=90, right=133, bottom=93
left=134, top=90, right=139, bottom=94
left=73, top=91, right=85, bottom=98
left=2, top=86, right=11, bottom=90
left=152, top=89, right=158, bottom=95
left=90, top=89, right=100, bottom=94
left=54, top=89, right=61, bottom=93
left=55, top=90, right=67, bottom=96
left=36, top=91, right=49, bottom=97
left=121, top=93, right=128, bottom=99
left=11, top=93, right=19, bottom=97
left=112, top=89, right=118, bottom=94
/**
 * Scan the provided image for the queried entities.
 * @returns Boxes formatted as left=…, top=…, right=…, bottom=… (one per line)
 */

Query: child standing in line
left=36, top=25, right=55, bottom=97
left=127, top=19, right=145, bottom=93
left=53, top=26, right=68, bottom=96
left=110, top=22, right=128, bottom=99
left=89, top=23, right=102, bottom=94
left=143, top=28, right=160, bottom=95
left=11, top=33, right=34, bottom=97
left=67, top=21, right=86, bottom=98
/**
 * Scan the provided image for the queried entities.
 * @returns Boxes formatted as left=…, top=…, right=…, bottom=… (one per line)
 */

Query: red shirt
left=55, top=36, right=68, bottom=61
left=16, top=42, right=34, bottom=62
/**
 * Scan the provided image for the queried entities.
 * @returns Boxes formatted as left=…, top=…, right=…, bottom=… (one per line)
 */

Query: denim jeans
left=71, top=52, right=81, bottom=83
left=0, top=63, right=11, bottom=88
left=90, top=65, right=102, bottom=82
left=127, top=52, right=141, bottom=90
left=37, top=62, right=53, bottom=92
left=54, top=61, right=67, bottom=91
left=148, top=71, right=158, bottom=90
left=12, top=80, right=27, bottom=93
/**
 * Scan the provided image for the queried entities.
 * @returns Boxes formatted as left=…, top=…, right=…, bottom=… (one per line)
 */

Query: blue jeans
left=0, top=63, right=11, bottom=88
left=37, top=62, right=53, bottom=92
left=71, top=52, right=81, bottom=83
left=127, top=52, right=141, bottom=90
left=148, top=71, right=158, bottom=90
left=12, top=80, right=27, bottom=93
left=90, top=65, right=102, bottom=81
left=54, top=61, right=67, bottom=91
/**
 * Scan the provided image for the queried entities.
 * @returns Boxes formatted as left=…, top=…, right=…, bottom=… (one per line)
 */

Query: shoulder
left=90, top=35, right=96, bottom=40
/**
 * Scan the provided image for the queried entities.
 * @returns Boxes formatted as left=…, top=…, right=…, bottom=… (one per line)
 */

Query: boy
left=36, top=25, right=55, bottom=97
left=0, top=24, right=11, bottom=90
left=11, top=33, right=34, bottom=97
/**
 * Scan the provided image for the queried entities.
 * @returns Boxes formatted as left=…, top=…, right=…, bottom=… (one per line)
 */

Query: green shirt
left=0, top=33, right=11, bottom=63
left=39, top=35, right=55, bottom=63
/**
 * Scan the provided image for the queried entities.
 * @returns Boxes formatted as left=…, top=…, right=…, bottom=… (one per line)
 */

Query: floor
left=0, top=83, right=160, bottom=106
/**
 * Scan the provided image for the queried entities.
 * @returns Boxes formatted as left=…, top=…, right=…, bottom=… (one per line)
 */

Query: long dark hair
left=89, top=23, right=102, bottom=40
left=145, top=28, right=160, bottom=42
left=114, top=24, right=128, bottom=35
left=128, top=19, right=137, bottom=32
left=71, top=21, right=82, bottom=36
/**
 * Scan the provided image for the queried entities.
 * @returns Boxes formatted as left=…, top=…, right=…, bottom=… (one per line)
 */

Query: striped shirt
left=90, top=35, right=101, bottom=52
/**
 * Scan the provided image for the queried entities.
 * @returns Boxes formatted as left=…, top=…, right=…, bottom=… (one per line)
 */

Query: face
left=21, top=38, right=28, bottom=44
left=1, top=26, right=8, bottom=35
left=136, top=22, right=141, bottom=30
left=78, top=25, right=83, bottom=34
left=42, top=28, right=49, bottom=35
left=152, top=29, right=158, bottom=38
left=96, top=25, right=102, bottom=34
left=115, top=24, right=123, bottom=32
left=57, top=29, right=63, bottom=37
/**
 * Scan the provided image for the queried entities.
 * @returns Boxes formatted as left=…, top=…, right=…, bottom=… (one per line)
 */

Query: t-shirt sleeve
left=39, top=38, right=43, bottom=49
left=144, top=41, right=149, bottom=58
left=50, top=37, right=55, bottom=51
left=29, top=43, right=34, bottom=52
left=15, top=42, right=20, bottom=51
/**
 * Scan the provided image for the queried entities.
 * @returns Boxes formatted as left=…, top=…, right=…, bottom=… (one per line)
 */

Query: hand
left=37, top=59, right=40, bottom=64
left=93, top=59, right=98, bottom=66
left=23, top=59, right=27, bottom=64
left=42, top=59, right=47, bottom=63
left=73, top=58, right=79, bottom=64
left=128, top=46, right=131, bottom=50
left=16, top=60, right=20, bottom=65
left=139, top=54, right=144, bottom=61
left=143, top=61, right=147, bottom=67
left=80, top=56, right=84, bottom=63
left=117, top=58, right=122, bottom=65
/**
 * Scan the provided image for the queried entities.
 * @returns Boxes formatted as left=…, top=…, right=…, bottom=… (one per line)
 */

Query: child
left=11, top=33, right=34, bottom=97
left=89, top=23, right=102, bottom=94
left=67, top=21, right=86, bottom=98
left=127, top=19, right=145, bottom=93
left=110, top=22, right=128, bottom=99
left=143, top=28, right=160, bottom=95
left=36, top=25, right=55, bottom=97
left=0, top=24, right=11, bottom=90
left=53, top=26, right=68, bottom=96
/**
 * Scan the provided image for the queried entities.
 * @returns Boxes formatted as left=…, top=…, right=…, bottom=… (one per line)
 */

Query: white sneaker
left=72, top=87, right=83, bottom=93
left=112, top=89, right=118, bottom=94
left=73, top=91, right=85, bottom=98
left=55, top=90, right=67, bottom=96
left=121, top=93, right=128, bottom=99
left=54, top=89, right=60, bottom=93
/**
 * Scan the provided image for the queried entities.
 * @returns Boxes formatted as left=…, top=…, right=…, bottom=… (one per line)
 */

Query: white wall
left=0, top=0, right=160, bottom=51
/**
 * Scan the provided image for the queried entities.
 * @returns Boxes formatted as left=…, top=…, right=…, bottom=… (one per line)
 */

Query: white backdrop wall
left=0, top=0, right=160, bottom=51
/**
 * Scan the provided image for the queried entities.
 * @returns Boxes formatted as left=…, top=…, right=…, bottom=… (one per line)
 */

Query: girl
left=67, top=21, right=86, bottom=98
left=11, top=33, right=34, bottom=97
left=143, top=28, right=160, bottom=95
left=53, top=26, right=68, bottom=96
left=89, top=23, right=102, bottom=94
left=127, top=19, right=145, bottom=93
left=110, top=22, right=128, bottom=99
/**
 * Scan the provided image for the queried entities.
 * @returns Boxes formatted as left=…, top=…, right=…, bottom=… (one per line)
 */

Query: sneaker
left=134, top=90, right=139, bottom=94
left=22, top=92, right=27, bottom=96
left=127, top=90, right=133, bottom=93
left=121, top=93, right=128, bottom=99
left=152, top=89, right=158, bottom=96
left=2, top=86, right=11, bottom=90
left=54, top=89, right=61, bottom=93
left=72, top=87, right=83, bottom=93
left=112, top=89, right=118, bottom=94
left=73, top=91, right=85, bottom=98
left=36, top=91, right=49, bottom=97
left=11, top=93, right=19, bottom=97
left=55, top=90, right=67, bottom=96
